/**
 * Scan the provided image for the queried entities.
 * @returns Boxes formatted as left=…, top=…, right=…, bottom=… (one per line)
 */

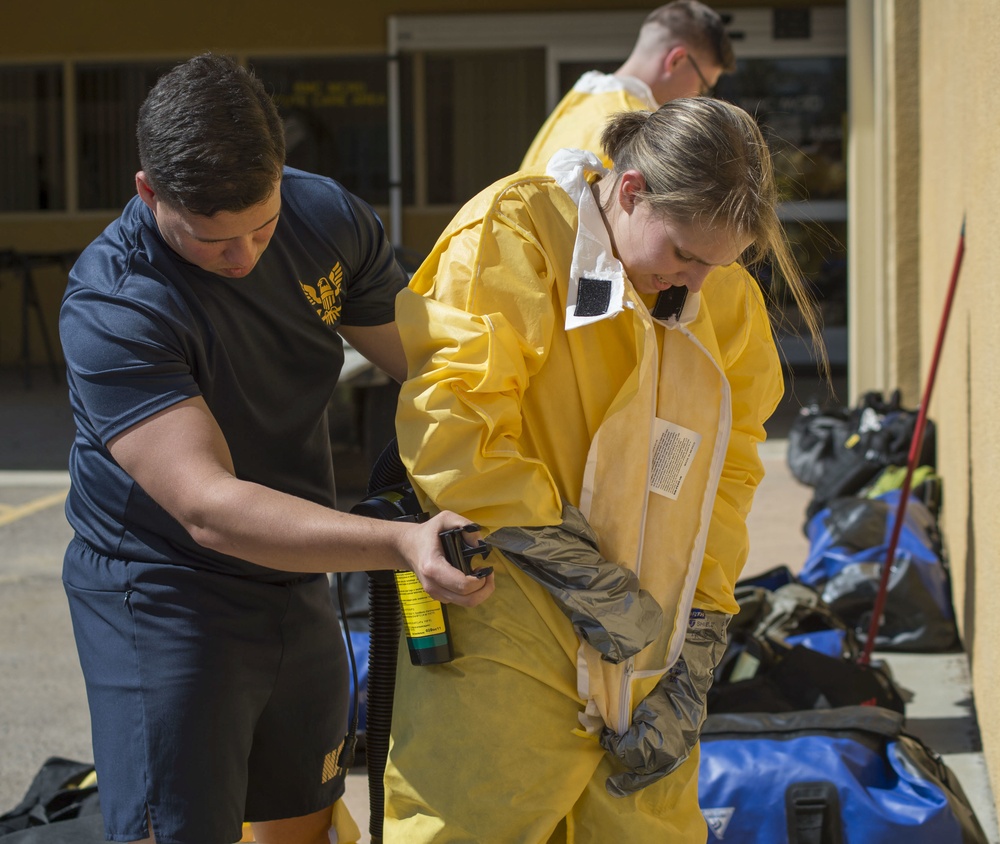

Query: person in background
left=58, top=53, right=491, bottom=844
left=384, top=97, right=825, bottom=842
left=521, top=0, right=735, bottom=171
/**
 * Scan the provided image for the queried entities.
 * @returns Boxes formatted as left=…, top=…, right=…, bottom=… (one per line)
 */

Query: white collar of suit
left=545, top=147, right=701, bottom=332
left=572, top=71, right=658, bottom=110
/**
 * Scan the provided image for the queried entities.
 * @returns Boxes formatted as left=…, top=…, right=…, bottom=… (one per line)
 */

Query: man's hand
left=404, top=511, right=494, bottom=607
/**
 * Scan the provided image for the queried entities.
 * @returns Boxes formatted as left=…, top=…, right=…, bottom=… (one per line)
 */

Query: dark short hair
left=646, top=1, right=736, bottom=72
left=137, top=53, right=286, bottom=216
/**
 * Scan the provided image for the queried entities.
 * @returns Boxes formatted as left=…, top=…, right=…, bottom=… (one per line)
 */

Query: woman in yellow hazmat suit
left=385, top=98, right=823, bottom=843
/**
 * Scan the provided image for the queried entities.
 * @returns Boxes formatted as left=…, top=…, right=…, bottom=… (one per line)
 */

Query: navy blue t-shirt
left=60, top=167, right=406, bottom=580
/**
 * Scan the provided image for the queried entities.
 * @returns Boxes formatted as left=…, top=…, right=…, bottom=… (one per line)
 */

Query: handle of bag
left=786, top=781, right=844, bottom=844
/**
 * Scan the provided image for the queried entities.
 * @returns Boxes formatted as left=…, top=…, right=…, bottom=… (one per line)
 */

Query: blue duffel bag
left=699, top=707, right=988, bottom=843
left=798, top=491, right=958, bottom=651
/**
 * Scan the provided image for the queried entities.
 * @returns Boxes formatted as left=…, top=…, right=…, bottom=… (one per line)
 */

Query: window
left=0, top=65, right=64, bottom=212
left=75, top=61, right=174, bottom=211
left=716, top=55, right=849, bottom=365
left=252, top=56, right=401, bottom=206
left=418, top=49, right=546, bottom=205
left=717, top=56, right=847, bottom=206
left=3, top=55, right=408, bottom=216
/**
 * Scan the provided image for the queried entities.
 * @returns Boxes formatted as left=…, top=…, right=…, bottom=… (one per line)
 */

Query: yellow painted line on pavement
left=0, top=489, right=69, bottom=527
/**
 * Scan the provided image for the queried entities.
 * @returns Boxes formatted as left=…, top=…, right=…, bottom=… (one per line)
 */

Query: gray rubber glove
left=488, top=502, right=663, bottom=664
left=601, top=609, right=730, bottom=796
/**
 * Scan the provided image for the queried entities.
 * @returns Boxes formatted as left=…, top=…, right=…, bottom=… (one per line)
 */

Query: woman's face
left=603, top=170, right=752, bottom=297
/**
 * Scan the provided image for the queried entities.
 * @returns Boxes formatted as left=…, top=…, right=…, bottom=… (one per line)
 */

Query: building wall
left=918, top=0, right=1000, bottom=800
left=885, top=1, right=920, bottom=405
left=848, top=0, right=921, bottom=405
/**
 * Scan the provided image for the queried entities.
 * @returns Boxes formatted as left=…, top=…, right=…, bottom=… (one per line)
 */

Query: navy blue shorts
left=63, top=537, right=350, bottom=844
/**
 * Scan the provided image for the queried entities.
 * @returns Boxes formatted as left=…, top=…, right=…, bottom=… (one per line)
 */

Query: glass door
left=714, top=35, right=848, bottom=370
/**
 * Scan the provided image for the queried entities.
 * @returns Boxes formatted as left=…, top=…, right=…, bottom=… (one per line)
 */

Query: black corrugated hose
left=344, top=438, right=423, bottom=843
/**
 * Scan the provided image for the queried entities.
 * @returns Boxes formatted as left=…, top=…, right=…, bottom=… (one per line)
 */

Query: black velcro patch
left=650, top=286, right=688, bottom=321
left=574, top=277, right=612, bottom=317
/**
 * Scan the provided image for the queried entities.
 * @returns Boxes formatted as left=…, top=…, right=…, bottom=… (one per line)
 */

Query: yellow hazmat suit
left=520, top=71, right=656, bottom=171
left=523, top=68, right=780, bottom=623
left=385, top=150, right=782, bottom=843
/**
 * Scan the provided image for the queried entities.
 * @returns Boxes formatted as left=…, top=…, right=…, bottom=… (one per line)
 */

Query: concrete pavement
left=0, top=471, right=90, bottom=815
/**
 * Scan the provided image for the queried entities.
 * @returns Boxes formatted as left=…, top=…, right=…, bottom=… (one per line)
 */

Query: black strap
left=786, top=781, right=844, bottom=844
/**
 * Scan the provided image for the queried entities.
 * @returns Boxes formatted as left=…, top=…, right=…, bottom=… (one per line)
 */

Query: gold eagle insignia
left=300, top=263, right=344, bottom=326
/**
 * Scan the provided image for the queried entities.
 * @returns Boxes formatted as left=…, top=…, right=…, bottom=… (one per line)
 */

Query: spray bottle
left=351, top=486, right=490, bottom=665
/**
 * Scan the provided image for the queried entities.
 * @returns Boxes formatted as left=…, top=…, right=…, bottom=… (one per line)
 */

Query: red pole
left=859, top=217, right=966, bottom=666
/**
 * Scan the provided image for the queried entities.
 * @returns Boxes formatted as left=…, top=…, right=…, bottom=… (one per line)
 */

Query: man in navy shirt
left=59, top=53, right=492, bottom=844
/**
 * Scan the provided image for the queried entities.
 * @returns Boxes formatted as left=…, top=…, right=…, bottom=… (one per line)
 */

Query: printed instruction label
left=395, top=570, right=448, bottom=637
left=649, top=418, right=701, bottom=500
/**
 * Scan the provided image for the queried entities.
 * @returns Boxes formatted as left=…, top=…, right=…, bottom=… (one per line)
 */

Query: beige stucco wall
left=918, top=0, right=1000, bottom=798
left=849, top=0, right=920, bottom=405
